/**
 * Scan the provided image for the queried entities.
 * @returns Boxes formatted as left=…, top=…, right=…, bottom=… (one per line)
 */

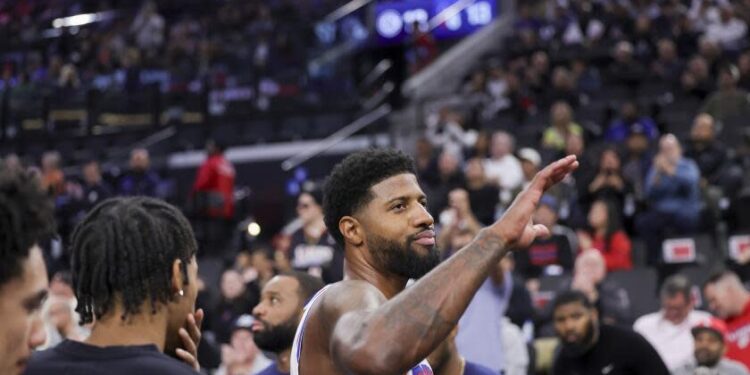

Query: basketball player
left=291, top=149, right=578, bottom=374
left=26, top=197, right=204, bottom=374
left=0, top=170, right=56, bottom=375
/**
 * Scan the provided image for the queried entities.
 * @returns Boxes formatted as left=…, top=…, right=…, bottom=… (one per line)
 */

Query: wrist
left=475, top=228, right=508, bottom=253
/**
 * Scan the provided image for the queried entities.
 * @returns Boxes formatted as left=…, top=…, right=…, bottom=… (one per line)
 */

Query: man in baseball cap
left=215, top=315, right=271, bottom=375
left=673, top=317, right=750, bottom=375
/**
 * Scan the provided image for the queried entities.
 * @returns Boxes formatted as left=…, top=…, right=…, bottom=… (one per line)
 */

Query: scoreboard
left=374, top=0, right=498, bottom=44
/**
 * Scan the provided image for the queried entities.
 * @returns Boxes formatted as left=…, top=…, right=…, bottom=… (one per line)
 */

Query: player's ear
left=339, top=216, right=363, bottom=246
left=170, top=259, right=184, bottom=297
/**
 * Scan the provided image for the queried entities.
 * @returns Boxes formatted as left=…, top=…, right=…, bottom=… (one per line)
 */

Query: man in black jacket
left=552, top=290, right=669, bottom=375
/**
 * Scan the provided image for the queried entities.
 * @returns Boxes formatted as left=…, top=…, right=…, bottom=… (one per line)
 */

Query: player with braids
left=0, top=168, right=56, bottom=375
left=72, top=197, right=197, bottom=323
left=26, top=197, right=205, bottom=375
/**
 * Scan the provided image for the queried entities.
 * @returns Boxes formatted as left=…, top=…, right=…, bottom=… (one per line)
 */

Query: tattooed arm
left=317, top=156, right=578, bottom=375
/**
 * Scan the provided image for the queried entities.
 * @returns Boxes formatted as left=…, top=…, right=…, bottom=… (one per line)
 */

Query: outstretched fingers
left=530, top=155, right=579, bottom=192
left=489, top=155, right=578, bottom=248
left=511, top=155, right=578, bottom=215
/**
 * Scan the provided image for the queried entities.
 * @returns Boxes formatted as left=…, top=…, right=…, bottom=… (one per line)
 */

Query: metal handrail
left=358, top=59, right=393, bottom=92
left=108, top=125, right=177, bottom=159
left=322, top=0, right=373, bottom=23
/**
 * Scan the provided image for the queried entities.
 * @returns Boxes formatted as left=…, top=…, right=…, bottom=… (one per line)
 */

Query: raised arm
left=321, top=155, right=578, bottom=375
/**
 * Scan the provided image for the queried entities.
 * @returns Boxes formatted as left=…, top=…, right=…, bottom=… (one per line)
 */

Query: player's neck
left=85, top=308, right=168, bottom=352
left=344, top=255, right=408, bottom=299
left=276, top=347, right=292, bottom=372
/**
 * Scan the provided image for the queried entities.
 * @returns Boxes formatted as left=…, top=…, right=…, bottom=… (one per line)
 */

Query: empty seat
left=245, top=120, right=275, bottom=143
left=311, top=113, right=346, bottom=138
left=631, top=238, right=648, bottom=268
left=678, top=264, right=722, bottom=309
left=279, top=117, right=311, bottom=141
left=661, top=234, right=718, bottom=265
left=608, top=268, right=660, bottom=318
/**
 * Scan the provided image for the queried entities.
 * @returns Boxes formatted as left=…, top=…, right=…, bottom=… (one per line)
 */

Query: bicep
left=319, top=283, right=388, bottom=372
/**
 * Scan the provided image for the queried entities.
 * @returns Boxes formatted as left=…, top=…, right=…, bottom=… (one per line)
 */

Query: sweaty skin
left=296, top=155, right=578, bottom=375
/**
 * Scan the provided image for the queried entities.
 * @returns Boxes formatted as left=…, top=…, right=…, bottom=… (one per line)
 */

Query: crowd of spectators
left=413, top=0, right=750, bottom=372
left=5, top=0, right=750, bottom=374
left=0, top=0, right=356, bottom=116
left=423, top=0, right=750, bottom=268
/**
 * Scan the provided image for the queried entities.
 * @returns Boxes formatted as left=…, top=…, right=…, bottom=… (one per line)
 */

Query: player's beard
left=252, top=317, right=299, bottom=353
left=367, top=231, right=441, bottom=280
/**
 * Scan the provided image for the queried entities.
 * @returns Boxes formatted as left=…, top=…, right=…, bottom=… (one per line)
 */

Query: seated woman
left=577, top=198, right=633, bottom=272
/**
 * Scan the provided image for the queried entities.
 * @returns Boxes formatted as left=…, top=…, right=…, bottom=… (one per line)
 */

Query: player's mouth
left=251, top=320, right=266, bottom=333
left=413, top=229, right=436, bottom=246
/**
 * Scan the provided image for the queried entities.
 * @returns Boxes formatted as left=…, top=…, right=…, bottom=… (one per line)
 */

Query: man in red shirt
left=193, top=140, right=236, bottom=218
left=192, top=140, right=236, bottom=255
left=704, top=270, right=750, bottom=369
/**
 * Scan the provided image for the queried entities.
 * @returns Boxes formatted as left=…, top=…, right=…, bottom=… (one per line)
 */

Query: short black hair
left=660, top=274, right=692, bottom=301
left=323, top=149, right=416, bottom=246
left=552, top=290, right=594, bottom=313
left=280, top=271, right=325, bottom=305
left=71, top=197, right=198, bottom=324
left=0, top=169, right=56, bottom=286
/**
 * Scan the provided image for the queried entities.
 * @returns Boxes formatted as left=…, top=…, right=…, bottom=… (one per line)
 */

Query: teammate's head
left=252, top=272, right=324, bottom=353
left=704, top=270, right=750, bottom=319
left=323, top=149, right=439, bottom=279
left=552, top=290, right=599, bottom=357
left=70, top=197, right=198, bottom=355
left=0, top=169, right=56, bottom=375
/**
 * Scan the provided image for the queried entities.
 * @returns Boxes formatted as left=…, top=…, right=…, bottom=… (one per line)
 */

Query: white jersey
left=290, top=285, right=433, bottom=375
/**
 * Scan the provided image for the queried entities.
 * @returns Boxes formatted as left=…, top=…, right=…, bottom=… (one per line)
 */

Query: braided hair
left=0, top=169, right=56, bottom=286
left=71, top=197, right=197, bottom=324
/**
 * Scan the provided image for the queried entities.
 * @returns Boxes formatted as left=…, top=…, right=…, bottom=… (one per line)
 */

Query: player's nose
left=412, top=203, right=434, bottom=228
left=28, top=313, right=47, bottom=349
left=252, top=302, right=265, bottom=317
